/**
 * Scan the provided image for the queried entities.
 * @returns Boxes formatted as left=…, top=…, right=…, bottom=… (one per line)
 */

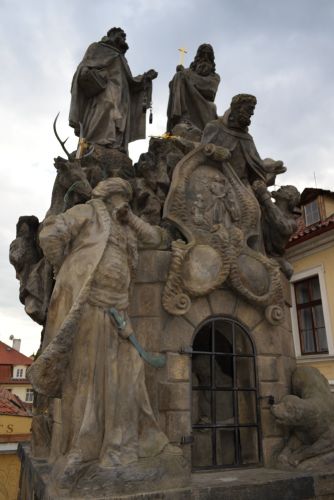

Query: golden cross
left=178, top=47, right=188, bottom=66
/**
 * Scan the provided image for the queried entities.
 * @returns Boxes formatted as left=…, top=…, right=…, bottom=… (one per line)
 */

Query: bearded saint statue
left=166, top=43, right=220, bottom=133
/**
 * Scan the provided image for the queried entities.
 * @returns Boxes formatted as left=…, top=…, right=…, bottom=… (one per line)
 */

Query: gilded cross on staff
left=178, top=47, right=188, bottom=66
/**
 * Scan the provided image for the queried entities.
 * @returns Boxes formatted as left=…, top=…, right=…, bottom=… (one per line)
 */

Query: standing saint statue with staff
left=69, top=27, right=157, bottom=153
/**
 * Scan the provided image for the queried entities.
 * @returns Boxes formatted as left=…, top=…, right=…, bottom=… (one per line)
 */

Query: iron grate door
left=191, top=317, right=262, bottom=470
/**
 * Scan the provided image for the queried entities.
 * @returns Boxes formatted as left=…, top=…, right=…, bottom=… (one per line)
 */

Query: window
left=304, top=200, right=320, bottom=226
left=14, top=368, right=24, bottom=379
left=191, top=318, right=261, bottom=470
left=25, top=388, right=34, bottom=403
left=294, top=276, right=328, bottom=355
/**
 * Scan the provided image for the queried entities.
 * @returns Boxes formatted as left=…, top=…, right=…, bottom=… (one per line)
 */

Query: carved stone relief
left=162, top=143, right=284, bottom=324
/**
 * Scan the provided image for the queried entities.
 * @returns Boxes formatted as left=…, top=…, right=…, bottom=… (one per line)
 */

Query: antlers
left=53, top=112, right=71, bottom=159
left=53, top=113, right=94, bottom=160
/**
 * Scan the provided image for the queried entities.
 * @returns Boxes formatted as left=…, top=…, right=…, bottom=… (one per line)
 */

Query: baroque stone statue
left=9, top=216, right=43, bottom=323
left=253, top=182, right=301, bottom=278
left=202, top=94, right=286, bottom=187
left=271, top=367, right=334, bottom=470
left=12, top=31, right=312, bottom=496
left=69, top=27, right=157, bottom=153
left=27, top=178, right=182, bottom=493
left=162, top=94, right=290, bottom=323
left=167, top=44, right=220, bottom=133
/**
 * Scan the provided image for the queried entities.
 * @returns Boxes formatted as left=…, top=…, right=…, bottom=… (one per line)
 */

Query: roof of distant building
left=0, top=387, right=32, bottom=416
left=0, top=341, right=33, bottom=366
left=301, top=187, right=334, bottom=205
left=288, top=213, right=334, bottom=246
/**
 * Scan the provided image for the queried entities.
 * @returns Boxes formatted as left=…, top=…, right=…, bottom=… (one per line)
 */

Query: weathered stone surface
left=262, top=437, right=285, bottom=466
left=208, top=288, right=237, bottom=316
left=191, top=467, right=317, bottom=500
left=131, top=317, right=165, bottom=352
left=259, top=382, right=288, bottom=409
left=166, top=411, right=191, bottom=443
left=234, top=297, right=263, bottom=331
left=271, top=366, right=334, bottom=471
left=167, top=353, right=190, bottom=382
left=129, top=283, right=165, bottom=317
left=159, top=412, right=167, bottom=434
left=18, top=443, right=190, bottom=499
left=136, top=250, right=171, bottom=284
left=184, top=297, right=211, bottom=328
left=23, top=442, right=334, bottom=500
left=162, top=316, right=195, bottom=352
left=158, top=382, right=190, bottom=411
left=281, top=274, right=292, bottom=306
left=257, top=355, right=279, bottom=382
left=279, top=324, right=296, bottom=357
left=314, top=471, right=334, bottom=497
left=280, top=304, right=293, bottom=333
left=277, top=356, right=296, bottom=388
left=251, top=320, right=282, bottom=355
left=261, top=409, right=285, bottom=438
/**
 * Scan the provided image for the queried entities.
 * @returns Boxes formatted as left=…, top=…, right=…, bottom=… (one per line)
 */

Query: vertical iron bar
left=254, top=354, right=262, bottom=464
left=232, top=321, right=240, bottom=465
left=211, top=321, right=216, bottom=466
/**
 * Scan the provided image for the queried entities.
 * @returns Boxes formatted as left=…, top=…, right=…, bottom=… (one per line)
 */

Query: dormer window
left=13, top=367, right=24, bottom=379
left=304, top=199, right=320, bottom=226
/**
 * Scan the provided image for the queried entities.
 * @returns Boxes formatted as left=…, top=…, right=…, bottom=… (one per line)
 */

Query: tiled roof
left=0, top=341, right=33, bottom=366
left=0, top=387, right=32, bottom=416
left=287, top=213, right=334, bottom=246
left=301, top=188, right=334, bottom=205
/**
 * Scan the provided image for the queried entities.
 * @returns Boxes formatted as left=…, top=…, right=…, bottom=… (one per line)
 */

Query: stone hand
left=145, top=69, right=158, bottom=80
left=116, top=203, right=130, bottom=224
left=252, top=180, right=269, bottom=200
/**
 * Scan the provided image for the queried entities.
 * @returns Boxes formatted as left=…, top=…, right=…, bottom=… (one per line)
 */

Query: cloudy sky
left=1, top=0, right=333, bottom=355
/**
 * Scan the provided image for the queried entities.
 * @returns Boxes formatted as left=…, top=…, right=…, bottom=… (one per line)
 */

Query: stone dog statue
left=271, top=366, right=334, bottom=469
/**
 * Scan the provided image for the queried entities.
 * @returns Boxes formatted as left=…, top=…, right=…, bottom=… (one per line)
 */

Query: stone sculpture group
left=10, top=27, right=334, bottom=498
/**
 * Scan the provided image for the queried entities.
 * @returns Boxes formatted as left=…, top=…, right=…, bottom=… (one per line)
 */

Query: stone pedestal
left=19, top=249, right=298, bottom=498
left=18, top=443, right=334, bottom=499
left=131, top=250, right=296, bottom=467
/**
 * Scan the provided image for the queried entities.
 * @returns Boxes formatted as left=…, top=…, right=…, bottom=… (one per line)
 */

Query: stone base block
left=18, top=443, right=190, bottom=499
left=19, top=443, right=334, bottom=499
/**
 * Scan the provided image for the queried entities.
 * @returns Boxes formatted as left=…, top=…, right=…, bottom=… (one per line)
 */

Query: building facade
left=286, top=188, right=334, bottom=389
left=0, top=339, right=33, bottom=403
left=0, top=388, right=32, bottom=499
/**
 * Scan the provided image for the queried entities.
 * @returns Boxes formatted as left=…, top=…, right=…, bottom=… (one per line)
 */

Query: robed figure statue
left=69, top=28, right=157, bottom=153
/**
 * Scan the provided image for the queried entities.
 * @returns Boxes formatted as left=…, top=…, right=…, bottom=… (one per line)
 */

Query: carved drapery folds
left=162, top=144, right=284, bottom=324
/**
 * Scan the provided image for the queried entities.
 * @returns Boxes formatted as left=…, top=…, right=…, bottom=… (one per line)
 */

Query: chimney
left=12, top=338, right=21, bottom=352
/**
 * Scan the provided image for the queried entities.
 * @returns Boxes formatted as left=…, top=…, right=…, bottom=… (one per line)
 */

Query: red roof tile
left=0, top=387, right=32, bottom=417
left=287, top=213, right=334, bottom=247
left=0, top=341, right=33, bottom=366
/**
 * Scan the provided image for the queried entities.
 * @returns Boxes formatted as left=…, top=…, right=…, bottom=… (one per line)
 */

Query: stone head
left=106, top=27, right=129, bottom=54
left=271, top=185, right=301, bottom=214
left=271, top=394, right=315, bottom=427
left=190, top=43, right=216, bottom=76
left=92, top=177, right=133, bottom=209
left=16, top=215, right=39, bottom=238
left=229, top=94, right=257, bottom=131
